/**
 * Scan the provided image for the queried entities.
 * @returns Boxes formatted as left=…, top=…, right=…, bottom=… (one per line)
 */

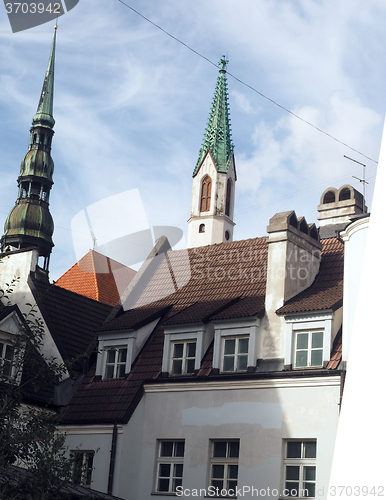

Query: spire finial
left=219, top=56, right=228, bottom=73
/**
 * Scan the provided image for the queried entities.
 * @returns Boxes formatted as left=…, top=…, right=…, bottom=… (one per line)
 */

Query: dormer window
left=222, top=337, right=249, bottom=372
left=104, top=347, right=127, bottom=379
left=294, top=331, right=323, bottom=368
left=0, top=341, right=14, bottom=377
left=171, top=341, right=196, bottom=375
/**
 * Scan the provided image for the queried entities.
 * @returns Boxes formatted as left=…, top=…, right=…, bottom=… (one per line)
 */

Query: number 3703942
left=5, top=3, right=61, bottom=14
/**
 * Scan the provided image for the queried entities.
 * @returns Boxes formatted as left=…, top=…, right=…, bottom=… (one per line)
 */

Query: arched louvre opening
left=200, top=176, right=212, bottom=212
left=225, top=179, right=232, bottom=216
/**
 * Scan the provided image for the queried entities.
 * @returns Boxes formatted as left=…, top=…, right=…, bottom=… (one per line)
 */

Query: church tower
left=1, top=27, right=57, bottom=273
left=187, top=56, right=236, bottom=248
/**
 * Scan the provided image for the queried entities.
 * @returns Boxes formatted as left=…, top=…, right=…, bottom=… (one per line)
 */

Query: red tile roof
left=55, top=250, right=136, bottom=306
left=327, top=329, right=342, bottom=370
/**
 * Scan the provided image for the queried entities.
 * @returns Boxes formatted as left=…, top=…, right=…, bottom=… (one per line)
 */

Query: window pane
left=304, top=466, right=316, bottom=481
left=173, top=343, right=184, bottom=358
left=5, top=345, right=14, bottom=362
left=212, top=464, right=225, bottom=479
left=296, top=351, right=308, bottom=367
left=174, top=463, right=183, bottom=478
left=160, top=442, right=174, bottom=457
left=237, top=354, right=248, bottom=371
left=117, top=363, right=126, bottom=378
left=287, top=442, right=302, bottom=458
left=172, top=359, right=183, bottom=375
left=312, top=332, right=323, bottom=349
left=118, top=348, right=127, bottom=363
left=187, top=342, right=196, bottom=357
left=286, top=482, right=299, bottom=497
left=212, top=480, right=223, bottom=489
left=105, top=365, right=114, bottom=379
left=228, top=480, right=238, bottom=491
left=174, top=441, right=185, bottom=457
left=106, top=350, right=116, bottom=363
left=223, top=355, right=235, bottom=372
left=238, top=338, right=249, bottom=354
left=304, top=441, right=316, bottom=459
left=158, top=478, right=169, bottom=492
left=0, top=342, right=4, bottom=355
left=286, top=466, right=300, bottom=480
left=186, top=358, right=195, bottom=374
left=227, top=464, right=238, bottom=479
left=173, top=478, right=183, bottom=491
left=297, top=333, right=308, bottom=349
left=213, top=441, right=227, bottom=457
left=228, top=441, right=240, bottom=458
left=310, top=350, right=323, bottom=367
left=159, top=463, right=171, bottom=477
left=224, top=339, right=236, bottom=355
left=304, top=482, right=316, bottom=497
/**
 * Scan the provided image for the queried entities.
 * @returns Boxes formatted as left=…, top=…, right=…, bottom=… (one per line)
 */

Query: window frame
left=154, top=440, right=185, bottom=494
left=283, top=440, right=317, bottom=498
left=71, top=450, right=95, bottom=487
left=0, top=339, right=15, bottom=378
left=103, top=346, right=128, bottom=379
left=221, top=336, right=249, bottom=373
left=170, top=340, right=197, bottom=376
left=209, top=439, right=240, bottom=496
left=294, top=330, right=324, bottom=368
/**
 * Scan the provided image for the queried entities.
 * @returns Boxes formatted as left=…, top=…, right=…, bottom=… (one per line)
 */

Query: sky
left=0, top=0, right=385, bottom=281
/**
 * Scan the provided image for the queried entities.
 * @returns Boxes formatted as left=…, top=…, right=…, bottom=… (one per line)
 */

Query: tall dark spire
left=1, top=27, right=58, bottom=273
left=193, top=56, right=234, bottom=176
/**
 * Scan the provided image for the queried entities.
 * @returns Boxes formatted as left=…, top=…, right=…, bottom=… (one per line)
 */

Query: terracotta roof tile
left=327, top=328, right=342, bottom=370
left=55, top=250, right=136, bottom=306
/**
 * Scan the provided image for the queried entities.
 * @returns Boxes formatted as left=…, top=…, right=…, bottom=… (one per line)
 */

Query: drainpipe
left=107, top=422, right=118, bottom=496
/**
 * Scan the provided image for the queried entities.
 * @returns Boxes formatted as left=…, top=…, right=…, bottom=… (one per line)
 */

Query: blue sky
left=0, top=0, right=384, bottom=280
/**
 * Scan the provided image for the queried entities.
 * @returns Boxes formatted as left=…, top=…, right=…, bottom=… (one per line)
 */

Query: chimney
left=317, top=184, right=367, bottom=239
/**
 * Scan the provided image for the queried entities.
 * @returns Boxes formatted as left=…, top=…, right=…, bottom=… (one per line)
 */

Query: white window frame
left=221, top=336, right=249, bottom=373
left=294, top=330, right=324, bottom=368
left=154, top=440, right=185, bottom=494
left=104, top=346, right=128, bottom=379
left=209, top=439, right=240, bottom=495
left=0, top=339, right=15, bottom=378
left=284, top=313, right=333, bottom=369
left=212, top=318, right=259, bottom=373
left=283, top=440, right=317, bottom=498
left=71, top=450, right=95, bottom=487
left=170, top=340, right=197, bottom=375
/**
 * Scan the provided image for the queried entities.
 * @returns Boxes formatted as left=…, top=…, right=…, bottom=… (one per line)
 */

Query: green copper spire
left=193, top=56, right=234, bottom=176
left=1, top=28, right=58, bottom=274
left=32, top=26, right=56, bottom=128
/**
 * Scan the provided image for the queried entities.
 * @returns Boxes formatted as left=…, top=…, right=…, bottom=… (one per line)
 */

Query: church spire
left=193, top=56, right=234, bottom=176
left=187, top=57, right=237, bottom=249
left=1, top=27, right=58, bottom=274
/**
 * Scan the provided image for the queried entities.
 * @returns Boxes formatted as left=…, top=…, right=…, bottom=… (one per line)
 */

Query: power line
left=116, top=0, right=378, bottom=165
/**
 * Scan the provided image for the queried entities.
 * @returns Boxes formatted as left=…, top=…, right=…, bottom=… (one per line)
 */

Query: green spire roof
left=193, top=56, right=234, bottom=176
left=32, top=27, right=56, bottom=128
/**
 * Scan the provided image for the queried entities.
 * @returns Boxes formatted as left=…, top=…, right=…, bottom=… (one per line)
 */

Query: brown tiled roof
left=55, top=250, right=136, bottom=306
left=60, top=236, right=343, bottom=425
left=276, top=238, right=344, bottom=314
left=327, top=328, right=342, bottom=370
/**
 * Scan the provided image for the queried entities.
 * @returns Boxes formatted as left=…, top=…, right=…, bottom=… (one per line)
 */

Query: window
left=104, top=347, right=127, bottom=379
left=0, top=341, right=14, bottom=377
left=171, top=341, right=196, bottom=375
left=199, top=223, right=205, bottom=233
left=295, top=331, right=323, bottom=368
left=284, top=440, right=316, bottom=498
left=155, top=440, right=185, bottom=493
left=72, top=451, right=94, bottom=487
left=209, top=440, right=239, bottom=494
left=225, top=179, right=232, bottom=216
left=200, top=176, right=212, bottom=212
left=222, top=337, right=249, bottom=372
